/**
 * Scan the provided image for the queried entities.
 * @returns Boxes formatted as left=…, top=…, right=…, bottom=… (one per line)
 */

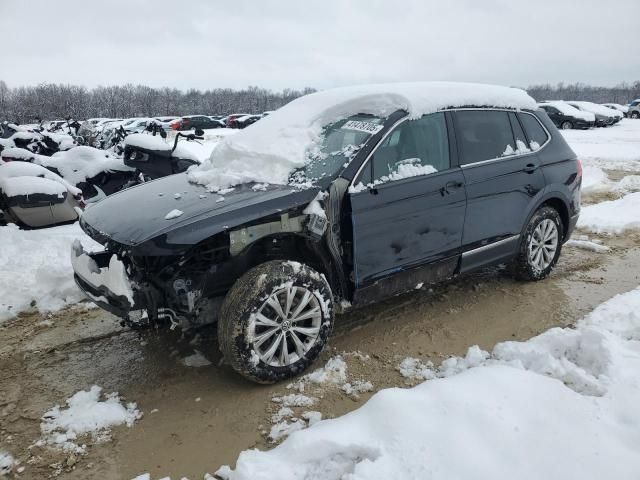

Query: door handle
left=523, top=163, right=538, bottom=174
left=446, top=181, right=463, bottom=190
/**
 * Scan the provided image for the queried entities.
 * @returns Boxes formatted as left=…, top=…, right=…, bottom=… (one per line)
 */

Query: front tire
left=561, top=121, right=573, bottom=130
left=631, top=112, right=640, bottom=119
left=218, top=260, right=334, bottom=383
left=512, top=206, right=564, bottom=281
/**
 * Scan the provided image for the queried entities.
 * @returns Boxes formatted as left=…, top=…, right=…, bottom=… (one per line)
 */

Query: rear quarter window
left=519, top=113, right=549, bottom=150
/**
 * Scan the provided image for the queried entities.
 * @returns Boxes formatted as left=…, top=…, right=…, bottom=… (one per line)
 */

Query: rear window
left=519, top=113, right=549, bottom=149
left=455, top=110, right=515, bottom=165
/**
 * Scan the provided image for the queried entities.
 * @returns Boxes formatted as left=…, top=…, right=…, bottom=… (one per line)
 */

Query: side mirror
left=194, top=128, right=205, bottom=136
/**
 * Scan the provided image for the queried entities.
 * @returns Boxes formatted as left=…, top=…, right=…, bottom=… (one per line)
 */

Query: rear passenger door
left=454, top=109, right=547, bottom=272
left=349, top=112, right=467, bottom=295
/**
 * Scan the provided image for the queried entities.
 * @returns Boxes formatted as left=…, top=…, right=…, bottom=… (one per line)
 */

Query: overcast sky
left=1, top=0, right=638, bottom=91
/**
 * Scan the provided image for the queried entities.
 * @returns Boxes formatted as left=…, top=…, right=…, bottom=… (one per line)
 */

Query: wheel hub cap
left=528, top=219, right=559, bottom=271
left=251, top=286, right=322, bottom=367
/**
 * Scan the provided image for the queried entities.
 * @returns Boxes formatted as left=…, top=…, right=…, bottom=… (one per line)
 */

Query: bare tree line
left=0, top=80, right=315, bottom=123
left=525, top=81, right=640, bottom=104
left=1, top=79, right=639, bottom=123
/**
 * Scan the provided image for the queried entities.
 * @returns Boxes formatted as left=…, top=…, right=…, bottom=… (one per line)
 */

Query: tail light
left=75, top=194, right=86, bottom=209
left=576, top=158, right=582, bottom=180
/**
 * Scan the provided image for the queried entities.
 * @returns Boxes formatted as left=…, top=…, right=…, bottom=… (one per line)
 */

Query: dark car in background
left=170, top=115, right=225, bottom=131
left=72, top=88, right=581, bottom=384
left=538, top=101, right=594, bottom=129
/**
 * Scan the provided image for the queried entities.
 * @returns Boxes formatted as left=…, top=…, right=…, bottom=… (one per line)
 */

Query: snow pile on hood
left=189, top=82, right=535, bottom=191
left=38, top=385, right=140, bottom=454
left=577, top=191, right=640, bottom=234
left=0, top=223, right=101, bottom=323
left=0, top=160, right=81, bottom=196
left=568, top=101, right=623, bottom=118
left=34, top=146, right=133, bottom=185
left=538, top=101, right=595, bottom=122
left=217, top=286, right=640, bottom=480
left=0, top=146, right=38, bottom=161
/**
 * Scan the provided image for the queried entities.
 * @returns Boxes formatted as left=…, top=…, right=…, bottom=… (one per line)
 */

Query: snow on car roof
left=34, top=146, right=134, bottom=185
left=0, top=175, right=67, bottom=198
left=0, top=160, right=81, bottom=196
left=189, top=81, right=536, bottom=191
left=538, top=101, right=595, bottom=122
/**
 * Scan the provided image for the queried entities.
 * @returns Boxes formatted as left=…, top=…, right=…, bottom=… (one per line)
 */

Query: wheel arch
left=522, top=194, right=571, bottom=241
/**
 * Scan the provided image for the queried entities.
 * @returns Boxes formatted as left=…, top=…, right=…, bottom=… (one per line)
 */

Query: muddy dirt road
left=2, top=233, right=639, bottom=479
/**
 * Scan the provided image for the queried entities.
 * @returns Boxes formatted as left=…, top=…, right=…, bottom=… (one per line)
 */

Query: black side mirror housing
left=194, top=128, right=205, bottom=136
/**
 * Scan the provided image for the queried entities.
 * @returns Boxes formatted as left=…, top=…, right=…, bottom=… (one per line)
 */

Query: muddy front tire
left=218, top=260, right=334, bottom=383
left=512, top=206, right=564, bottom=281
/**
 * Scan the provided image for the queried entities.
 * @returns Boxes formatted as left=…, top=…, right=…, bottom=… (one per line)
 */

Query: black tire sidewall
left=515, top=206, right=564, bottom=281
left=218, top=260, right=334, bottom=383
left=561, top=121, right=573, bottom=130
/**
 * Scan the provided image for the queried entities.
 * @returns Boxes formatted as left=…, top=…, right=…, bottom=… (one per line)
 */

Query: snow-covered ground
left=217, top=285, right=640, bottom=480
left=0, top=222, right=100, bottom=323
left=562, top=119, right=640, bottom=172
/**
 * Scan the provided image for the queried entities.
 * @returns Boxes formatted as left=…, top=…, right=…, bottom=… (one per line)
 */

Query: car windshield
left=292, top=114, right=384, bottom=185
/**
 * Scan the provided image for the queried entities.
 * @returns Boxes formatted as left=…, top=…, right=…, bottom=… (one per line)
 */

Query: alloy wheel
left=527, top=219, right=559, bottom=271
left=251, top=286, right=322, bottom=367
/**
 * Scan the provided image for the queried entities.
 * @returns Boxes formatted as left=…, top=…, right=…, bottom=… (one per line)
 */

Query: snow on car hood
left=125, top=133, right=202, bottom=162
left=189, top=81, right=536, bottom=191
left=568, top=101, right=623, bottom=118
left=0, top=161, right=81, bottom=196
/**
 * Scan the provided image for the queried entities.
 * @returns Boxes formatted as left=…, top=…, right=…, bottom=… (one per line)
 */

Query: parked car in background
left=628, top=99, right=640, bottom=119
left=235, top=114, right=263, bottom=129
left=170, top=115, right=224, bottom=131
left=224, top=113, right=252, bottom=128
left=72, top=82, right=580, bottom=383
left=123, top=118, right=155, bottom=134
left=601, top=103, right=629, bottom=116
left=538, top=101, right=595, bottom=129
left=566, top=101, right=620, bottom=127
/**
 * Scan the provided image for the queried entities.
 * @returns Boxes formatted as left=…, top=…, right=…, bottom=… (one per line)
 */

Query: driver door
left=349, top=112, right=466, bottom=300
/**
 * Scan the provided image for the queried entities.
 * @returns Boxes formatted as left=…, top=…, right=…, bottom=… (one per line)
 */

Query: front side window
left=456, top=110, right=515, bottom=164
left=369, top=112, right=449, bottom=183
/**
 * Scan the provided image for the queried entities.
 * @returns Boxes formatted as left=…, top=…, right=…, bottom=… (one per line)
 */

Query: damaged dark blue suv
left=72, top=83, right=581, bottom=383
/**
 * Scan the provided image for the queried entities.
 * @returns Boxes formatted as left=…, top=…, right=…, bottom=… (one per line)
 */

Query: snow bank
left=577, top=192, right=640, bottom=234
left=217, top=287, right=640, bottom=480
left=190, top=82, right=535, bottom=190
left=34, top=146, right=133, bottom=185
left=581, top=165, right=610, bottom=192
left=39, top=385, right=140, bottom=453
left=0, top=223, right=100, bottom=323
left=538, top=101, right=595, bottom=122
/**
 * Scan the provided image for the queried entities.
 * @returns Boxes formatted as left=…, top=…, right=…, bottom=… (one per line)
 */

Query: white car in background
left=602, top=103, right=629, bottom=116
left=566, top=101, right=622, bottom=127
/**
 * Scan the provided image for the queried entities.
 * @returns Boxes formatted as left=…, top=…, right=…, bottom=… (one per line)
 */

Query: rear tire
left=218, top=260, right=334, bottom=383
left=561, top=121, right=573, bottom=130
left=512, top=206, right=564, bottom=281
left=631, top=112, right=640, bottom=119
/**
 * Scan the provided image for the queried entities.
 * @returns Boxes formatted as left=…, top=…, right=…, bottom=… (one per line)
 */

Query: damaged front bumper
left=71, top=240, right=138, bottom=319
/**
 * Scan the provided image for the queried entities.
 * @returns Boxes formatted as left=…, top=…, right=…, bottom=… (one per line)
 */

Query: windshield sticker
left=341, top=120, right=383, bottom=135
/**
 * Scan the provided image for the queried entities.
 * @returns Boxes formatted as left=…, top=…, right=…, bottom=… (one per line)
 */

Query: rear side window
left=519, top=113, right=549, bottom=150
left=508, top=113, right=529, bottom=152
left=455, top=110, right=515, bottom=165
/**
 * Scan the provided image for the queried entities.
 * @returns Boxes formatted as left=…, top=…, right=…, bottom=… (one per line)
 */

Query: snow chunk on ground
left=39, top=386, right=140, bottom=454
left=397, top=357, right=435, bottom=380
left=190, top=82, right=534, bottom=191
left=181, top=351, right=212, bottom=367
left=218, top=287, right=640, bottom=480
left=0, top=450, right=15, bottom=475
left=0, top=223, right=101, bottom=323
left=565, top=238, right=610, bottom=253
left=290, top=356, right=348, bottom=389
left=341, top=380, right=374, bottom=397
left=577, top=191, right=640, bottom=234
left=164, top=209, right=184, bottom=220
left=272, top=394, right=316, bottom=408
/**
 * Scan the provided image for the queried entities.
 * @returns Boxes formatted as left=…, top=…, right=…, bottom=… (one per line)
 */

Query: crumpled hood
left=81, top=172, right=319, bottom=255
